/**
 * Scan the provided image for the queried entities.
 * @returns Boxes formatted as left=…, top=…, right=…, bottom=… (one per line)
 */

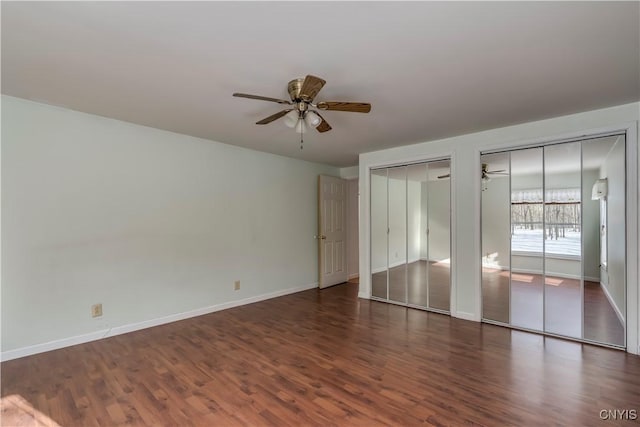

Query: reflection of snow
left=511, top=228, right=581, bottom=256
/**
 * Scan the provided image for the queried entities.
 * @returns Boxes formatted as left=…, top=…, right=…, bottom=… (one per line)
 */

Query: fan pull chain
left=300, top=126, right=304, bottom=150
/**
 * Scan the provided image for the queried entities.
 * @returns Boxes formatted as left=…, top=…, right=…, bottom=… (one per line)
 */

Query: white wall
left=1, top=95, right=339, bottom=359
left=359, top=102, right=639, bottom=354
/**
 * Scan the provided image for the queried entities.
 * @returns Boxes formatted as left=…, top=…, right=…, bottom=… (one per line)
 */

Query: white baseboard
left=1, top=282, right=318, bottom=362
left=348, top=273, right=359, bottom=280
left=453, top=311, right=479, bottom=322
left=600, top=282, right=625, bottom=327
left=511, top=268, right=588, bottom=281
left=358, top=291, right=370, bottom=299
left=372, top=258, right=438, bottom=274
left=483, top=265, right=599, bottom=282
left=482, top=264, right=509, bottom=271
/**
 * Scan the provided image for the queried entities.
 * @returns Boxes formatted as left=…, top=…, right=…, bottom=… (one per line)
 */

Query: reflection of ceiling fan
left=233, top=75, right=371, bottom=134
left=437, top=163, right=508, bottom=180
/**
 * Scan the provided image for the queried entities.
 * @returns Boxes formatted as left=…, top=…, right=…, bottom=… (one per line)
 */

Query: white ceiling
left=2, top=2, right=638, bottom=167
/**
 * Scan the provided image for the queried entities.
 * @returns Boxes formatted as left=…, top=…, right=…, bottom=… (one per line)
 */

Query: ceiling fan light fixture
left=284, top=110, right=299, bottom=128
left=295, top=118, right=307, bottom=134
left=304, top=111, right=322, bottom=128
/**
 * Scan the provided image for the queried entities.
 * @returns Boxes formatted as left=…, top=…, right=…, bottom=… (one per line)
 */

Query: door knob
left=315, top=235, right=327, bottom=240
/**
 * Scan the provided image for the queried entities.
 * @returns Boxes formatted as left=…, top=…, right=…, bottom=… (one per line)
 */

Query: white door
left=318, top=175, right=348, bottom=288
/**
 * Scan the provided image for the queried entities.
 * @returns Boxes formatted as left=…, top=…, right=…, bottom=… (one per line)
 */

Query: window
left=511, top=188, right=581, bottom=257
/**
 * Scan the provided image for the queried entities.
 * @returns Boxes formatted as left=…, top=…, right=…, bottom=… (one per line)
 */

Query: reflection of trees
left=511, top=202, right=580, bottom=240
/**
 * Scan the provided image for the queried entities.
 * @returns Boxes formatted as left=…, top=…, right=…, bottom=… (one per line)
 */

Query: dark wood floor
left=482, top=268, right=625, bottom=346
left=3, top=283, right=640, bottom=426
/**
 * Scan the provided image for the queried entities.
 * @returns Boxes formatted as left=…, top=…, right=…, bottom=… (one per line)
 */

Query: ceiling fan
left=233, top=75, right=371, bottom=135
left=437, top=163, right=508, bottom=180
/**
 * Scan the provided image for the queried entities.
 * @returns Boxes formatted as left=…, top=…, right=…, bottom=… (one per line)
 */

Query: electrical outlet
left=234, top=280, right=240, bottom=291
left=91, top=303, right=103, bottom=318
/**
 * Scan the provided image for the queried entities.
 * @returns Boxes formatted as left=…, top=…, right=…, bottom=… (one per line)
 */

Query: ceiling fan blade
left=437, top=174, right=451, bottom=179
left=317, top=102, right=372, bottom=113
left=487, top=169, right=506, bottom=174
left=315, top=113, right=332, bottom=133
left=256, top=109, right=292, bottom=125
left=299, top=75, right=326, bottom=102
left=487, top=171, right=509, bottom=175
left=233, top=93, right=292, bottom=105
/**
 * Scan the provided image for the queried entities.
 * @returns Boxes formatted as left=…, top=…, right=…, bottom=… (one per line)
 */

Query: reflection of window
left=511, top=188, right=581, bottom=257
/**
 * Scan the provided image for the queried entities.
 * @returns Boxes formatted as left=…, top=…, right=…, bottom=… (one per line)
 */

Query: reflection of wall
left=582, top=169, right=601, bottom=280
left=511, top=256, right=580, bottom=278
left=372, top=172, right=449, bottom=272
left=427, top=179, right=451, bottom=261
left=388, top=177, right=407, bottom=267
left=407, top=181, right=421, bottom=263
left=370, top=173, right=387, bottom=273
left=601, top=136, right=625, bottom=321
left=481, top=176, right=510, bottom=268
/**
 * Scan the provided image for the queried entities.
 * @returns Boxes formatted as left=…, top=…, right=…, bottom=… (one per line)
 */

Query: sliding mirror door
left=427, top=160, right=451, bottom=312
left=511, top=148, right=544, bottom=332
left=582, top=136, right=626, bottom=346
left=388, top=166, right=408, bottom=304
left=481, top=135, right=627, bottom=348
left=371, top=169, right=388, bottom=299
left=371, top=159, right=451, bottom=313
left=481, top=152, right=511, bottom=324
left=407, top=163, right=428, bottom=308
left=544, top=142, right=582, bottom=339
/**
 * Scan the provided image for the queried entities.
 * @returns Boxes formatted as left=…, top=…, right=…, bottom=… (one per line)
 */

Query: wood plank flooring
left=3, top=282, right=640, bottom=426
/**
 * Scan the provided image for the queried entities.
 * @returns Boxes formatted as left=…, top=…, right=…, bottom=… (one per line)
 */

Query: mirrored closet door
left=370, top=160, right=451, bottom=313
left=481, top=135, right=626, bottom=348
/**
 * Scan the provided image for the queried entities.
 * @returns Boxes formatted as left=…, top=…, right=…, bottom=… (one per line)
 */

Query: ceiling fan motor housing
left=287, top=78, right=305, bottom=102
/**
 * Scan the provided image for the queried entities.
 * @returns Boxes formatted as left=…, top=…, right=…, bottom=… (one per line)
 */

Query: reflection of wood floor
left=372, top=261, right=450, bottom=311
left=482, top=268, right=624, bottom=346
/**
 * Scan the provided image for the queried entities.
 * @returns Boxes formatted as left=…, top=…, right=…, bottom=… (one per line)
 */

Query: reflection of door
left=318, top=175, right=348, bottom=288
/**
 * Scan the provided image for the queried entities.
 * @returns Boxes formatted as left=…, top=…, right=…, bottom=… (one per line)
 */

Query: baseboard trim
left=511, top=268, right=592, bottom=281
left=1, top=282, right=319, bottom=362
left=348, top=273, right=359, bottom=280
left=600, top=282, right=625, bottom=328
left=358, top=292, right=370, bottom=299
left=453, top=311, right=479, bottom=322
left=372, top=258, right=440, bottom=274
